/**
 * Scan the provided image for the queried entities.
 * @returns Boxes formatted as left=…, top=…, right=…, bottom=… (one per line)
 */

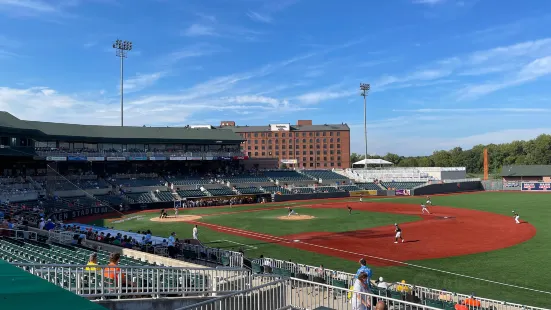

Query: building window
left=310, top=151, right=314, bottom=155
left=248, top=152, right=251, bottom=157
left=309, top=145, right=313, bottom=149
left=322, top=132, right=326, bottom=136
left=330, top=132, right=333, bottom=136
left=302, top=132, right=306, bottom=137
left=262, top=152, right=265, bottom=156
left=330, top=150, right=334, bottom=155
left=329, top=138, right=333, bottom=143
left=309, top=132, right=313, bottom=137
left=323, top=150, right=327, bottom=155
left=302, top=139, right=306, bottom=143
left=316, top=139, right=320, bottom=143
left=261, top=140, right=265, bottom=144
left=288, top=151, right=293, bottom=155
left=254, top=140, right=258, bottom=144
left=254, top=133, right=258, bottom=137
left=254, top=152, right=258, bottom=156
left=330, top=162, right=334, bottom=167
left=275, top=145, right=279, bottom=149
left=323, top=144, right=327, bottom=149
left=324, top=163, right=328, bottom=167
left=337, top=138, right=340, bottom=142
left=262, top=146, right=265, bottom=150
left=282, top=145, right=286, bottom=149
left=247, top=146, right=251, bottom=150
left=268, top=146, right=272, bottom=150
left=269, top=151, right=273, bottom=156
left=323, top=157, right=327, bottom=161
left=337, top=132, right=340, bottom=136
left=310, top=163, right=314, bottom=167
left=337, top=144, right=340, bottom=148
left=275, top=151, right=279, bottom=156
left=330, top=156, right=334, bottom=161
left=337, top=156, right=341, bottom=161
left=316, top=162, right=320, bottom=167
left=295, top=139, right=299, bottom=144
left=303, top=151, right=306, bottom=155
left=255, top=146, right=258, bottom=150
left=337, top=150, right=341, bottom=154
left=337, top=162, right=341, bottom=167
left=268, top=133, right=272, bottom=137
left=275, top=133, right=278, bottom=137
left=316, top=132, right=319, bottom=136
left=282, top=133, right=286, bottom=137
left=296, top=151, right=300, bottom=155
left=289, top=144, right=293, bottom=149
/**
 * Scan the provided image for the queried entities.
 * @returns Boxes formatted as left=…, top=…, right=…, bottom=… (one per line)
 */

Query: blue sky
left=1, top=0, right=551, bottom=156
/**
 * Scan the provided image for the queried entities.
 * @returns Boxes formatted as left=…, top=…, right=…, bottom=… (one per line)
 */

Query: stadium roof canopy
left=0, top=112, right=243, bottom=144
left=353, top=158, right=393, bottom=166
left=500, top=165, right=551, bottom=177
left=219, top=123, right=349, bottom=132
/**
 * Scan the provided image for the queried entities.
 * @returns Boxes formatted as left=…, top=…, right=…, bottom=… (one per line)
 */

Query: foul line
left=209, top=239, right=258, bottom=249
left=195, top=221, right=551, bottom=296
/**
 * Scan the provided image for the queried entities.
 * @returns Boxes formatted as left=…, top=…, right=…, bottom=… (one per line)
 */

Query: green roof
left=500, top=165, right=551, bottom=177
left=0, top=112, right=243, bottom=144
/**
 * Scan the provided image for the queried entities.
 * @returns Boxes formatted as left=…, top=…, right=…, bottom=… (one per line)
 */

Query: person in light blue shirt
left=355, top=258, right=373, bottom=289
left=167, top=232, right=177, bottom=258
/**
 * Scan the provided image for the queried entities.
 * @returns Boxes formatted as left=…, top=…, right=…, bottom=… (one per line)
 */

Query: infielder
left=394, top=223, right=404, bottom=243
left=421, top=204, right=431, bottom=214
left=425, top=196, right=432, bottom=206
left=513, top=211, right=520, bottom=224
left=288, top=208, right=298, bottom=217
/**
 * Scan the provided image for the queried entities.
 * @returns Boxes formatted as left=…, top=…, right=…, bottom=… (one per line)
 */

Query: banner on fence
left=87, top=156, right=105, bottom=161
left=48, top=206, right=111, bottom=222
left=349, top=190, right=378, bottom=196
left=521, top=182, right=551, bottom=191
left=46, top=156, right=67, bottom=161
left=395, top=189, right=411, bottom=196
left=106, top=157, right=125, bottom=161
left=67, top=156, right=87, bottom=161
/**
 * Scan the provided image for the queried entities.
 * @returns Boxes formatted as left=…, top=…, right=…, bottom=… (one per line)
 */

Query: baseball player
left=513, top=211, right=520, bottom=224
left=394, top=223, right=404, bottom=243
left=193, top=225, right=199, bottom=240
left=347, top=205, right=352, bottom=215
left=174, top=205, right=179, bottom=217
left=426, top=196, right=432, bottom=206
left=287, top=207, right=297, bottom=217
left=359, top=194, right=363, bottom=202
left=421, top=204, right=431, bottom=214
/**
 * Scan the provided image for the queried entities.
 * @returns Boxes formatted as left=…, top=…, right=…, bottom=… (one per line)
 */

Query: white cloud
left=160, top=44, right=220, bottom=65
left=296, top=90, right=353, bottom=104
left=412, top=0, right=446, bottom=4
left=123, top=72, right=165, bottom=93
left=247, top=11, right=272, bottom=23
left=182, top=23, right=217, bottom=37
left=0, top=0, right=57, bottom=13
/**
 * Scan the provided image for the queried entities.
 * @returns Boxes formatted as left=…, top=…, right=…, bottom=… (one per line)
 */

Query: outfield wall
left=273, top=191, right=349, bottom=202
left=412, top=181, right=483, bottom=196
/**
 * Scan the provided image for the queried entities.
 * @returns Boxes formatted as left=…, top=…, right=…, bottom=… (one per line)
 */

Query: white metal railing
left=252, top=258, right=355, bottom=287
left=0, top=228, right=38, bottom=241
left=441, top=178, right=481, bottom=183
left=176, top=278, right=288, bottom=310
left=409, top=284, right=550, bottom=310
left=287, top=277, right=441, bottom=310
left=9, top=263, right=251, bottom=299
left=179, top=242, right=244, bottom=268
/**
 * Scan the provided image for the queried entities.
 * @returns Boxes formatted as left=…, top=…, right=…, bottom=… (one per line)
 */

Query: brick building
left=219, top=120, right=351, bottom=168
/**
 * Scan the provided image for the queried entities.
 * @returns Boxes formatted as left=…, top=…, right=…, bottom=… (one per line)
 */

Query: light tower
left=112, top=39, right=133, bottom=126
left=360, top=83, right=370, bottom=169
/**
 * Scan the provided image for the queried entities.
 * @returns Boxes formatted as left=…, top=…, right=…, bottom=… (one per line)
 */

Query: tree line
left=350, top=134, right=551, bottom=174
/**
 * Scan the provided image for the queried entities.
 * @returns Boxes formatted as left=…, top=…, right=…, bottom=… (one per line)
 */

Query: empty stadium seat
left=292, top=187, right=315, bottom=194
left=225, top=176, right=272, bottom=183
left=381, top=182, right=425, bottom=189
left=264, top=170, right=312, bottom=181
left=262, top=186, right=292, bottom=194
left=236, top=187, right=264, bottom=194
left=125, top=192, right=156, bottom=203
left=206, top=187, right=235, bottom=196
left=339, top=185, right=361, bottom=191
left=155, top=191, right=175, bottom=202
left=356, top=183, right=381, bottom=190
left=177, top=189, right=207, bottom=198
left=301, top=170, right=349, bottom=180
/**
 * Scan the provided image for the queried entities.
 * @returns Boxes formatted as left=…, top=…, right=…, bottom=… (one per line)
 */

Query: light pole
left=113, top=39, right=133, bottom=126
left=360, top=83, right=370, bottom=170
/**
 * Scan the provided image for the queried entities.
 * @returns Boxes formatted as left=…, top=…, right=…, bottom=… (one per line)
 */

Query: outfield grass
left=87, top=192, right=551, bottom=307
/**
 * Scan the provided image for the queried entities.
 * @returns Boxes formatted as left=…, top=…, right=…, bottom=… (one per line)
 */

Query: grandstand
left=339, top=167, right=467, bottom=183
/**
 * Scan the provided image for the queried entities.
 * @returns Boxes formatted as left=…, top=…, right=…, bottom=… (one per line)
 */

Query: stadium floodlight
left=113, top=39, right=133, bottom=126
left=360, top=83, right=370, bottom=170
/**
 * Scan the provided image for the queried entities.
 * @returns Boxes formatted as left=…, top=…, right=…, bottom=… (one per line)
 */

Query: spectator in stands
left=375, top=301, right=387, bottom=310
left=168, top=232, right=176, bottom=258
left=462, top=294, right=481, bottom=307
left=355, top=258, right=373, bottom=288
left=352, top=272, right=371, bottom=310
left=44, top=219, right=56, bottom=231
left=438, top=289, right=453, bottom=302
left=376, top=277, right=388, bottom=289
left=396, top=280, right=411, bottom=293
left=85, top=253, right=100, bottom=271
left=38, top=218, right=45, bottom=230
left=103, top=253, right=134, bottom=286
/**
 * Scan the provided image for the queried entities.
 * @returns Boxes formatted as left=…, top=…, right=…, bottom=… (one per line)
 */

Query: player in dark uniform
left=394, top=223, right=404, bottom=243
left=347, top=205, right=352, bottom=215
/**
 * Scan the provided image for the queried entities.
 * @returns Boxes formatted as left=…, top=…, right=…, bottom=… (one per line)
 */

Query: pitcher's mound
left=150, top=215, right=202, bottom=222
left=277, top=215, right=315, bottom=221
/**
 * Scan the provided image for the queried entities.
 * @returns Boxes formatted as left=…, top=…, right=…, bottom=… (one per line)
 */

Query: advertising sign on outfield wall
left=169, top=156, right=187, bottom=161
left=187, top=156, right=203, bottom=160
left=149, top=156, right=166, bottom=161
left=67, top=156, right=87, bottom=161
left=128, top=156, right=147, bottom=161
left=395, top=189, right=411, bottom=196
left=87, top=157, right=105, bottom=161
left=522, top=182, right=551, bottom=191
left=106, top=157, right=126, bottom=161
left=46, top=156, right=67, bottom=161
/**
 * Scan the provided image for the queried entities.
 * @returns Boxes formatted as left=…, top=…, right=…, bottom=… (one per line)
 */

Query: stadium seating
left=206, top=187, right=235, bottom=196
left=112, top=178, right=165, bottom=187
left=315, top=186, right=341, bottom=193
left=381, top=182, right=425, bottom=189
left=356, top=183, right=381, bottom=190
left=292, top=187, right=315, bottom=194
left=94, top=194, right=124, bottom=206
left=49, top=179, right=110, bottom=191
left=264, top=170, right=312, bottom=181
left=176, top=189, right=207, bottom=198
left=224, top=176, right=272, bottom=183
left=236, top=186, right=264, bottom=194
left=301, top=170, right=349, bottom=180
left=0, top=238, right=152, bottom=266
left=338, top=185, right=361, bottom=191
left=154, top=191, right=175, bottom=202
left=170, top=178, right=210, bottom=186
left=125, top=192, right=156, bottom=203
left=261, top=186, right=292, bottom=194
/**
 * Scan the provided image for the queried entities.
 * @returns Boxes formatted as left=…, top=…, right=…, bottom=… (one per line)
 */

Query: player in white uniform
left=394, top=223, right=404, bottom=243
left=287, top=208, right=297, bottom=217
left=174, top=206, right=179, bottom=217
left=421, top=204, right=431, bottom=214
left=359, top=194, right=363, bottom=202
left=192, top=225, right=199, bottom=240
left=513, top=211, right=520, bottom=224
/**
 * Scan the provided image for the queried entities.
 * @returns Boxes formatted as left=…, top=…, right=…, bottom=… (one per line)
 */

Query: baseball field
left=80, top=192, right=551, bottom=307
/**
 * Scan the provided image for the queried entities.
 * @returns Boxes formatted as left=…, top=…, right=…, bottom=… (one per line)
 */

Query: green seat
left=251, top=263, right=264, bottom=274
left=221, top=256, right=230, bottom=267
left=390, top=290, right=403, bottom=300
left=425, top=299, right=445, bottom=309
